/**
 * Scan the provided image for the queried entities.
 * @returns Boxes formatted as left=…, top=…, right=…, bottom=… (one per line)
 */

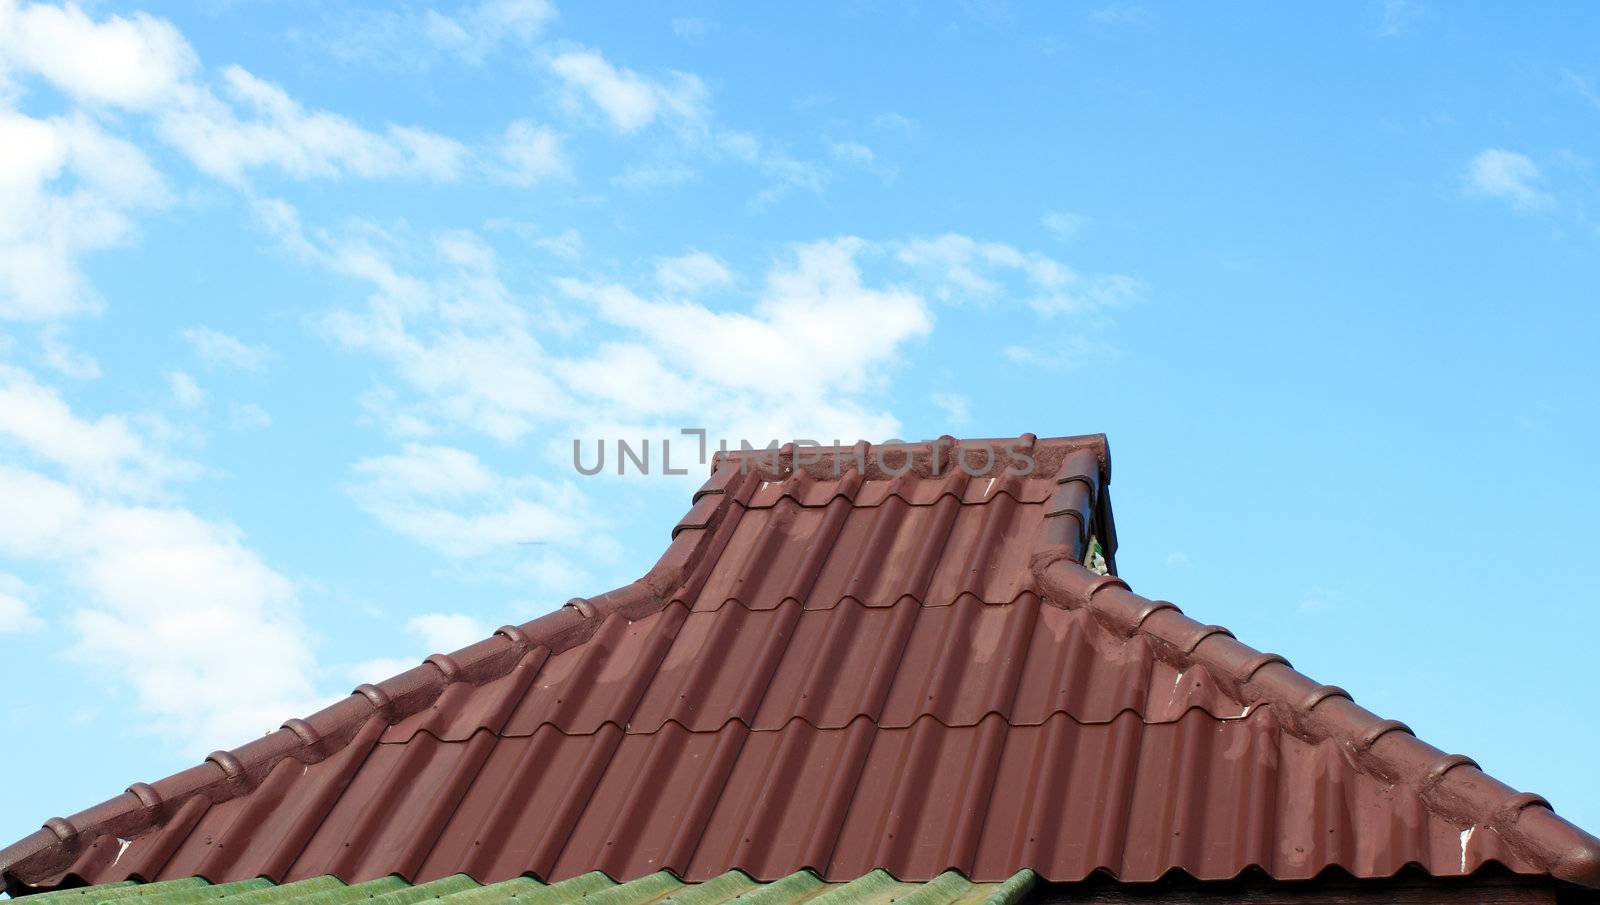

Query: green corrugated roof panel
left=10, top=870, right=1034, bottom=905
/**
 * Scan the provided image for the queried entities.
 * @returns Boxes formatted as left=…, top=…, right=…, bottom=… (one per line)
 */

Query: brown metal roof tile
left=5, top=433, right=1598, bottom=894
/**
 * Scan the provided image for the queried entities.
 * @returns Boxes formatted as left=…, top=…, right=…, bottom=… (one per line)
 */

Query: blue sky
left=1, top=0, right=1598, bottom=851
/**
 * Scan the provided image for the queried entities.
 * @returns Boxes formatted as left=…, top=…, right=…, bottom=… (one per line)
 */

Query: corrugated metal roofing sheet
left=4, top=435, right=1598, bottom=894
left=17, top=868, right=1036, bottom=905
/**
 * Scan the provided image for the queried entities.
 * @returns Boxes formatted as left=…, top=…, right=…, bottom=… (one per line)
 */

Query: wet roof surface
left=4, top=435, right=1598, bottom=893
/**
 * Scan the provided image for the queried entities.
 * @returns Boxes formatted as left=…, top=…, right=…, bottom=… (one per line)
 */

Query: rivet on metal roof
left=1423, top=754, right=1480, bottom=791
left=1353, top=719, right=1414, bottom=753
left=281, top=718, right=322, bottom=747
left=1299, top=685, right=1353, bottom=711
left=126, top=783, right=162, bottom=811
left=1237, top=652, right=1291, bottom=683
left=353, top=683, right=394, bottom=717
left=42, top=817, right=77, bottom=843
left=206, top=750, right=246, bottom=781
left=426, top=654, right=463, bottom=682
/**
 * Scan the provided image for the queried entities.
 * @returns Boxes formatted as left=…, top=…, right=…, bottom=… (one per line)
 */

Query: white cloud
left=1087, top=3, right=1150, bottom=26
left=549, top=48, right=708, bottom=132
left=0, top=364, right=190, bottom=494
left=1041, top=210, right=1087, bottom=242
left=1003, top=336, right=1121, bottom=370
left=40, top=325, right=100, bottom=378
left=344, top=611, right=489, bottom=684
left=1464, top=148, right=1552, bottom=211
left=281, top=210, right=1131, bottom=450
left=349, top=443, right=586, bottom=558
left=613, top=160, right=697, bottom=190
left=830, top=140, right=876, bottom=166
left=894, top=232, right=1144, bottom=317
left=167, top=370, right=204, bottom=408
left=751, top=152, right=829, bottom=208
left=1566, top=69, right=1600, bottom=112
left=0, top=573, right=44, bottom=633
left=1378, top=0, right=1423, bottom=38
left=929, top=392, right=971, bottom=427
left=425, top=0, right=554, bottom=61
left=873, top=112, right=919, bottom=136
left=407, top=612, right=488, bottom=652
left=670, top=17, right=714, bottom=40
left=310, top=224, right=574, bottom=442
left=159, top=66, right=468, bottom=185
left=0, top=110, right=168, bottom=322
left=0, top=0, right=197, bottom=109
left=0, top=374, right=321, bottom=752
left=496, top=118, right=568, bottom=185
left=561, top=238, right=930, bottom=433
left=534, top=227, right=583, bottom=260
left=654, top=250, right=733, bottom=294
left=181, top=325, right=275, bottom=371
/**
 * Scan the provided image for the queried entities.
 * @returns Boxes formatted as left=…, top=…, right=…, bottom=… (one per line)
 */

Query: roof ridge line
left=671, top=589, right=1048, bottom=615
left=377, top=701, right=1266, bottom=746
left=0, top=465, right=756, bottom=895
left=708, top=434, right=1110, bottom=485
left=1028, top=549, right=1600, bottom=889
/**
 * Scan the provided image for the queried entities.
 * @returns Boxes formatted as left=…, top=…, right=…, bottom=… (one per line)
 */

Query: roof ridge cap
left=1030, top=553, right=1600, bottom=889
left=0, top=465, right=756, bottom=895
left=708, top=433, right=1110, bottom=484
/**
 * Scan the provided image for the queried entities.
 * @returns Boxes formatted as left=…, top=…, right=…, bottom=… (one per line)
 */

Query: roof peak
left=709, top=433, right=1110, bottom=485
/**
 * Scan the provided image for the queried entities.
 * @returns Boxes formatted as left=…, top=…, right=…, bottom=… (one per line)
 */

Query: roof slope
left=4, top=435, right=1598, bottom=893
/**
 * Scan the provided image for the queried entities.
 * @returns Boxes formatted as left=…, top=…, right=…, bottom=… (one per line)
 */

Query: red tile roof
left=4, top=434, right=1598, bottom=894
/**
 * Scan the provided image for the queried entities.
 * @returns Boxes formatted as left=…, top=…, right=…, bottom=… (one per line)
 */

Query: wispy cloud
left=0, top=574, right=45, bottom=634
left=494, top=118, right=568, bottom=185
left=670, top=17, right=715, bottom=41
left=829, top=140, right=877, bottom=166
left=929, top=392, right=971, bottom=427
left=1563, top=69, right=1600, bottom=113
left=306, top=0, right=555, bottom=68
left=549, top=48, right=708, bottom=133
left=0, top=364, right=191, bottom=495
left=0, top=366, right=322, bottom=753
left=893, top=232, right=1144, bottom=317
left=167, top=370, right=204, bottom=409
left=1088, top=3, right=1150, bottom=26
left=0, top=110, right=169, bottom=322
left=425, top=0, right=555, bottom=62
left=1463, top=148, right=1552, bottom=211
left=344, top=612, right=492, bottom=683
left=1041, top=210, right=1087, bottom=242
left=349, top=443, right=588, bottom=560
left=1003, top=336, right=1122, bottom=370
left=655, top=250, right=734, bottom=294
left=1378, top=0, right=1424, bottom=38
left=160, top=66, right=469, bottom=185
left=181, top=326, right=275, bottom=372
